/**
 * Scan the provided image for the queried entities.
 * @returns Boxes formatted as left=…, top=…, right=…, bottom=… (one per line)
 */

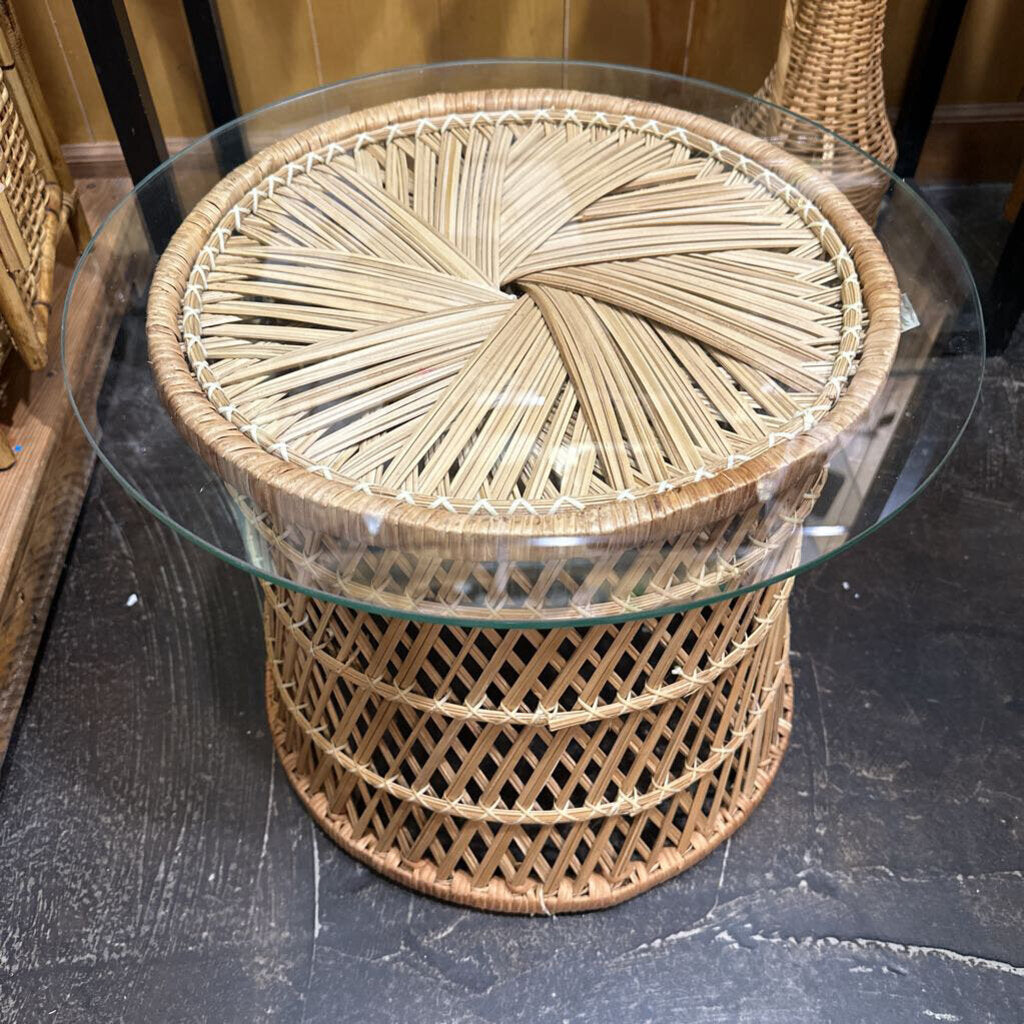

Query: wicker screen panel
left=0, top=1, right=82, bottom=382
left=0, top=65, right=63, bottom=371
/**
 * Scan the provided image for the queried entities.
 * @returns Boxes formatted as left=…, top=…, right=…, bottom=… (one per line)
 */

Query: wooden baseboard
left=62, top=141, right=128, bottom=179
left=928, top=101, right=1024, bottom=125
left=62, top=137, right=194, bottom=179
left=61, top=103, right=1024, bottom=185
left=917, top=102, right=1024, bottom=184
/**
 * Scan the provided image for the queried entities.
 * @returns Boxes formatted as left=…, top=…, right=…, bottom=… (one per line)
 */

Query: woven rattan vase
left=735, top=0, right=896, bottom=220
left=149, top=88, right=899, bottom=913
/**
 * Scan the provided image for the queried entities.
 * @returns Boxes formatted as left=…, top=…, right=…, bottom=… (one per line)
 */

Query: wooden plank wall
left=13, top=0, right=1024, bottom=181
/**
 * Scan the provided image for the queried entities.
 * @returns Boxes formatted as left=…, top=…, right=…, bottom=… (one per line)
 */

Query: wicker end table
left=65, top=64, right=983, bottom=917
left=147, top=87, right=898, bottom=913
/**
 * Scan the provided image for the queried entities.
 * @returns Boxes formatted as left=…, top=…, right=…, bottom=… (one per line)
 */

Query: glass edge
left=59, top=58, right=988, bottom=628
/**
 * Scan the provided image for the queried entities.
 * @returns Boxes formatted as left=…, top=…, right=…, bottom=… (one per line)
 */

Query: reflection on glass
left=64, top=62, right=983, bottom=628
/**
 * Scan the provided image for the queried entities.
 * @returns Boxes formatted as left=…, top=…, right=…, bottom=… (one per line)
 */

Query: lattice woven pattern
left=235, top=463, right=823, bottom=621
left=736, top=0, right=896, bottom=219
left=0, top=64, right=67, bottom=370
left=265, top=575, right=794, bottom=913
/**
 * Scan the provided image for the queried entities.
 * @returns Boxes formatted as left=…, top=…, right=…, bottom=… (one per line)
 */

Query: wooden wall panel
left=11, top=0, right=114, bottom=144
left=123, top=0, right=206, bottom=138
left=684, top=0, right=787, bottom=94
left=882, top=0, right=930, bottom=107
left=568, top=0, right=785, bottom=89
left=10, top=0, right=1024, bottom=181
left=435, top=0, right=564, bottom=61
left=11, top=0, right=205, bottom=142
left=568, top=0, right=664, bottom=69
left=311, top=0, right=439, bottom=83
left=217, top=0, right=321, bottom=112
left=311, top=0, right=563, bottom=86
left=940, top=0, right=1024, bottom=104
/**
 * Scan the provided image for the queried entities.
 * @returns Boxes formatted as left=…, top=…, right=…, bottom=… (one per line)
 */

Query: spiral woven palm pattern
left=181, top=101, right=868, bottom=519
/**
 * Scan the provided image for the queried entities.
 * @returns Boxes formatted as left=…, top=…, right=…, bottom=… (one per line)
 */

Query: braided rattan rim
left=148, top=88, right=901, bottom=559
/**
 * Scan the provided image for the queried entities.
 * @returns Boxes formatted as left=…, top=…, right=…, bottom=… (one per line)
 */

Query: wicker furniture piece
left=736, top=0, right=896, bottom=219
left=146, top=87, right=901, bottom=913
left=65, top=64, right=982, bottom=919
left=0, top=1, right=86, bottom=466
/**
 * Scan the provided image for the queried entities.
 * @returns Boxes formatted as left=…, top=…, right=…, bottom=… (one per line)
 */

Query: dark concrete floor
left=0, top=186, right=1021, bottom=1023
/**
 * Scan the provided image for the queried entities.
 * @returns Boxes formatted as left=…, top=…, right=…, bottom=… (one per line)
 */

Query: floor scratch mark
left=805, top=653, right=831, bottom=837
left=312, top=826, right=321, bottom=940
left=710, top=838, right=731, bottom=918
left=299, top=821, right=320, bottom=1024
left=749, top=933, right=1024, bottom=977
left=807, top=656, right=831, bottom=772
left=255, top=745, right=275, bottom=884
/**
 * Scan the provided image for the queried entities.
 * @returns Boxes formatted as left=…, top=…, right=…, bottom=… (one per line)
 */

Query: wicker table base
left=263, top=582, right=795, bottom=914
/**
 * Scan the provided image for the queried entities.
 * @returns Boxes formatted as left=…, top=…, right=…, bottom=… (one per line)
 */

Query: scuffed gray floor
left=0, top=186, right=1020, bottom=1023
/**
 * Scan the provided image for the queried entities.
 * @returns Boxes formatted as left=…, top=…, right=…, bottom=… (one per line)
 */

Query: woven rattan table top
left=149, top=88, right=900, bottom=558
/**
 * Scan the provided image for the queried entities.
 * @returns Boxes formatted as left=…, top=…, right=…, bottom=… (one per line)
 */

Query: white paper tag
left=899, top=292, right=920, bottom=332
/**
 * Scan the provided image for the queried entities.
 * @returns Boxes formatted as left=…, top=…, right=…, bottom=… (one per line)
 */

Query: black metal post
left=72, top=0, right=181, bottom=251
left=986, top=206, right=1024, bottom=355
left=181, top=0, right=248, bottom=174
left=893, top=0, right=968, bottom=180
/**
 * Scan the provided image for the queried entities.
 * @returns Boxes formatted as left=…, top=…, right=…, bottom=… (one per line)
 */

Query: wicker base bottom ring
left=263, top=580, right=795, bottom=914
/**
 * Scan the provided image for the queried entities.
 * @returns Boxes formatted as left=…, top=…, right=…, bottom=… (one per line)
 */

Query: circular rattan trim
left=237, top=464, right=818, bottom=622
left=149, top=88, right=900, bottom=555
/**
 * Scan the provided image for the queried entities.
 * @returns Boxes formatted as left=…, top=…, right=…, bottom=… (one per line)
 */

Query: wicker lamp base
left=263, top=580, right=795, bottom=914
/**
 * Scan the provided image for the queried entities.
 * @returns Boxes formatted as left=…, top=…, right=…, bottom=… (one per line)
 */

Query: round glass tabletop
left=63, top=60, right=984, bottom=628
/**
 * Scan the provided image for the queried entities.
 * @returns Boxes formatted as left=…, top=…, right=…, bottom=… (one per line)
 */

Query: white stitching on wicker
left=238, top=478, right=816, bottom=619
left=180, top=106, right=867, bottom=517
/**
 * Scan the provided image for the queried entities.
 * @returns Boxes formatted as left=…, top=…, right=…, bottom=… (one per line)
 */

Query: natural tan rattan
left=149, top=88, right=900, bottom=552
left=0, top=3, right=80, bottom=374
left=736, top=0, right=896, bottom=220
left=0, top=1, right=85, bottom=466
left=148, top=88, right=900, bottom=912
left=265, top=579, right=796, bottom=913
left=232, top=461, right=825, bottom=623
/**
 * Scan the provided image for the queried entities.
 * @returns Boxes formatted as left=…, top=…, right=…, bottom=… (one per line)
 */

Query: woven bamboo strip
left=0, top=11, right=80, bottom=374
left=265, top=579, right=794, bottom=911
left=232, top=462, right=822, bottom=622
left=148, top=88, right=900, bottom=556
